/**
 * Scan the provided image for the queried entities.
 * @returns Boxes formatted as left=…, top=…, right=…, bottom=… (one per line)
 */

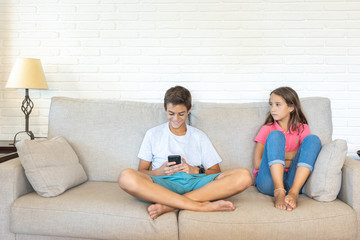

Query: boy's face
left=165, top=103, right=190, bottom=131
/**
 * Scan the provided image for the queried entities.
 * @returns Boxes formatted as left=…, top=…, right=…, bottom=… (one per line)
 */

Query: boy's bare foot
left=148, top=203, right=175, bottom=219
left=285, top=190, right=299, bottom=211
left=203, top=200, right=235, bottom=212
left=148, top=200, right=235, bottom=219
left=274, top=188, right=287, bottom=210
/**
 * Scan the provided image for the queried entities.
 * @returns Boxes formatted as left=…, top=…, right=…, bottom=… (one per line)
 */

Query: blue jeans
left=255, top=130, right=321, bottom=196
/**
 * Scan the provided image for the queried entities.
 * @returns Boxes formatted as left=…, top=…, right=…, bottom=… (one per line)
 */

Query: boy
left=118, top=86, right=252, bottom=219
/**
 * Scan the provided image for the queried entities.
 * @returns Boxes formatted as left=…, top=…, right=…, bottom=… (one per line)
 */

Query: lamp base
left=11, top=88, right=35, bottom=146
left=12, top=130, right=35, bottom=146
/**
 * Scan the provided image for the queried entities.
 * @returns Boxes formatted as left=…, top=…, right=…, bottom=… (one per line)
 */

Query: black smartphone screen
left=168, top=155, right=181, bottom=165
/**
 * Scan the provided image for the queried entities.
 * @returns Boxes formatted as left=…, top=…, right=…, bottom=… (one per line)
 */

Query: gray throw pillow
left=16, top=136, right=87, bottom=197
left=303, top=139, right=347, bottom=202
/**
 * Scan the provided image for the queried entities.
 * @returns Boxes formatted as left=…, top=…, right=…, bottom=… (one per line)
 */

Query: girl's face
left=165, top=103, right=190, bottom=133
left=269, top=93, right=294, bottom=123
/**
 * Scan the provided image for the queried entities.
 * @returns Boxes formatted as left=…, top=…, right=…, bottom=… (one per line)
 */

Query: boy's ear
left=187, top=108, right=192, bottom=114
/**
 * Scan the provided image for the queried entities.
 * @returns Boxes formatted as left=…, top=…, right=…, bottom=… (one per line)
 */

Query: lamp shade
left=6, top=58, right=48, bottom=90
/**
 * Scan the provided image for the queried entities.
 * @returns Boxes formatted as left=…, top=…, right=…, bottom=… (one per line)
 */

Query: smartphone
left=168, top=155, right=181, bottom=165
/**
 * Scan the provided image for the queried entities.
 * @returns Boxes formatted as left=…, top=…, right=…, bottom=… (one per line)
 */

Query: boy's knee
left=243, top=168, right=253, bottom=187
left=118, top=168, right=137, bottom=189
left=234, top=168, right=253, bottom=189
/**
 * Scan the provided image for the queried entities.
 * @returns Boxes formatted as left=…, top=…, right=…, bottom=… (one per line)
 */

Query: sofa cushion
left=47, top=97, right=331, bottom=180
left=190, top=97, right=332, bottom=173
left=178, top=187, right=356, bottom=240
left=303, top=139, right=347, bottom=201
left=300, top=97, right=333, bottom=146
left=10, top=182, right=178, bottom=240
left=190, top=101, right=265, bottom=172
left=15, top=136, right=87, bottom=197
left=47, top=97, right=167, bottom=182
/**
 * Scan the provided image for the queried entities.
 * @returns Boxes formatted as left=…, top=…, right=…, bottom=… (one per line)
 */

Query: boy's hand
left=159, top=158, right=199, bottom=175
left=160, top=161, right=182, bottom=175
left=179, top=158, right=199, bottom=175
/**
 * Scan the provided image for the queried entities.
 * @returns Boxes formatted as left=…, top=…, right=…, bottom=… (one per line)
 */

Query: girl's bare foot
left=285, top=190, right=299, bottom=211
left=147, top=203, right=175, bottom=219
left=274, top=188, right=287, bottom=210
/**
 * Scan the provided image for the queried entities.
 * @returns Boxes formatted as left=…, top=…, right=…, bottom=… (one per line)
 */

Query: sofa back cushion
left=190, top=97, right=332, bottom=172
left=48, top=97, right=332, bottom=180
left=48, top=97, right=167, bottom=181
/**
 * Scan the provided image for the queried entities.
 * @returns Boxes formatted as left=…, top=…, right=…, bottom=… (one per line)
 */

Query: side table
left=0, top=140, right=18, bottom=163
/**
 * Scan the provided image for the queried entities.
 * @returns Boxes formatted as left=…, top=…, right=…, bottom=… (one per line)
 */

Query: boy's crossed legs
left=118, top=168, right=252, bottom=219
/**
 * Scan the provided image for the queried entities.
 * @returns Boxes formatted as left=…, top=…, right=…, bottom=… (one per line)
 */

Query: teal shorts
left=150, top=172, right=221, bottom=195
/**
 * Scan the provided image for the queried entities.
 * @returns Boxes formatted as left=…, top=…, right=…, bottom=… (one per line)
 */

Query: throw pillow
left=16, top=136, right=87, bottom=197
left=303, top=139, right=347, bottom=202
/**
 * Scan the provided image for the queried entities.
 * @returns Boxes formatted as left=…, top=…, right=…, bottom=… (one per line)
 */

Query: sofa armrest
left=0, top=158, right=33, bottom=239
left=338, top=157, right=360, bottom=240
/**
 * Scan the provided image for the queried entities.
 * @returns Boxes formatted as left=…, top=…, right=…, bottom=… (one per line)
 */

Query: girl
left=254, top=87, right=321, bottom=211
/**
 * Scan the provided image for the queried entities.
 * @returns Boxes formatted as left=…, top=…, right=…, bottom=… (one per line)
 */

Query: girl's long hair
left=264, top=87, right=308, bottom=135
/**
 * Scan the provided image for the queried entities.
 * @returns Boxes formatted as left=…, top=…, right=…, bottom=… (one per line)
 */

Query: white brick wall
left=0, top=1, right=359, bottom=157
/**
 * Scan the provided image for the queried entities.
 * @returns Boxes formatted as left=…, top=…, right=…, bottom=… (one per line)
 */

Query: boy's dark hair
left=164, top=86, right=192, bottom=111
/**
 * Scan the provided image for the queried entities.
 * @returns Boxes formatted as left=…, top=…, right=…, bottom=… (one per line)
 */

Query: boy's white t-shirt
left=138, top=122, right=222, bottom=170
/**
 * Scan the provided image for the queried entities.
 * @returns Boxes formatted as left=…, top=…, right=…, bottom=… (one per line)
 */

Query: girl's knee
left=266, top=131, right=286, bottom=147
left=304, top=134, right=320, bottom=143
left=267, top=130, right=285, bottom=140
left=303, top=134, right=322, bottom=149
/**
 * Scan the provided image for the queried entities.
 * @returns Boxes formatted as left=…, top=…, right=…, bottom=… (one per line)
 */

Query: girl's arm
left=285, top=151, right=297, bottom=168
left=254, top=142, right=265, bottom=170
left=254, top=144, right=297, bottom=169
left=285, top=151, right=297, bottom=161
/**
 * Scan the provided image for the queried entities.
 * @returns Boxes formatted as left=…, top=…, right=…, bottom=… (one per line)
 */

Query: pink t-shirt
left=253, top=121, right=311, bottom=178
left=254, top=121, right=310, bottom=152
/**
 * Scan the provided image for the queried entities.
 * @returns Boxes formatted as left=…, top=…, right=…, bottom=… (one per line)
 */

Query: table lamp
left=6, top=58, right=48, bottom=145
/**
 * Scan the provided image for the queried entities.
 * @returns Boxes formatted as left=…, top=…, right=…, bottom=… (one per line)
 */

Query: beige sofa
left=0, top=97, right=359, bottom=240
